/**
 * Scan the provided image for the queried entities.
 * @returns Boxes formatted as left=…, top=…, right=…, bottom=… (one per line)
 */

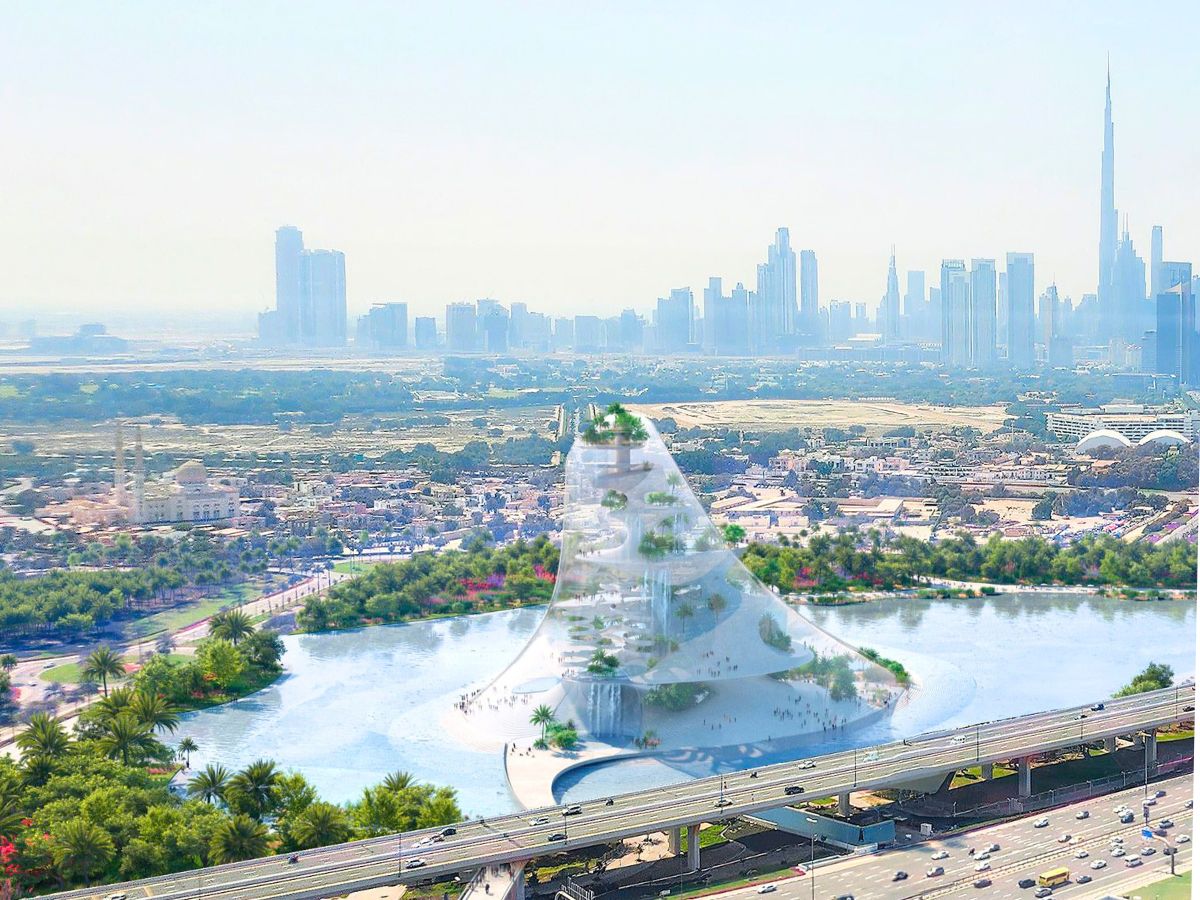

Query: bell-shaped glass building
left=460, top=406, right=904, bottom=754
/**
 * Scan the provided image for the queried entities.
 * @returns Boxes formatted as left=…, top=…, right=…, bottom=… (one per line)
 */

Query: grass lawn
left=952, top=764, right=1016, bottom=788
left=121, top=581, right=268, bottom=639
left=1137, top=870, right=1191, bottom=900
left=42, top=652, right=191, bottom=684
left=673, top=865, right=799, bottom=899
left=333, top=559, right=379, bottom=575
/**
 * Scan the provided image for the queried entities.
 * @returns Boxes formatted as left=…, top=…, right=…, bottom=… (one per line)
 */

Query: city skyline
left=0, top=3, right=1196, bottom=321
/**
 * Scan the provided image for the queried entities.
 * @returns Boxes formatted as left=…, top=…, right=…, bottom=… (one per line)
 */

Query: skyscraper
left=903, top=271, right=924, bottom=339
left=756, top=228, right=797, bottom=346
left=1151, top=225, right=1164, bottom=299
left=882, top=249, right=901, bottom=343
left=1098, top=64, right=1118, bottom=332
left=1006, top=252, right=1035, bottom=369
left=360, top=302, right=408, bottom=350
left=301, top=249, right=347, bottom=346
left=969, top=258, right=997, bottom=368
left=656, top=288, right=694, bottom=353
left=1113, top=227, right=1147, bottom=342
left=413, top=316, right=438, bottom=350
left=940, top=260, right=969, bottom=367
left=799, top=249, right=819, bottom=340
left=274, top=226, right=304, bottom=342
left=1155, top=281, right=1196, bottom=386
left=445, top=302, right=477, bottom=351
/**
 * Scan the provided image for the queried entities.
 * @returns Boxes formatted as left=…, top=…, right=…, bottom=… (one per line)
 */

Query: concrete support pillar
left=838, top=792, right=852, bottom=816
left=1018, top=757, right=1032, bottom=798
left=980, top=763, right=994, bottom=780
left=1131, top=732, right=1145, bottom=749
left=668, top=827, right=681, bottom=856
left=1146, top=730, right=1158, bottom=767
left=511, top=864, right=526, bottom=900
left=1104, top=736, right=1118, bottom=753
left=687, top=824, right=701, bottom=872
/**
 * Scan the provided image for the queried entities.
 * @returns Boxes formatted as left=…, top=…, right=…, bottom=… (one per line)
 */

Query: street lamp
left=805, top=817, right=818, bottom=900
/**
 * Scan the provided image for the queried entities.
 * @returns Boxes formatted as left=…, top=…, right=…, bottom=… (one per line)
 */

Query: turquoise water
left=172, top=592, right=1194, bottom=815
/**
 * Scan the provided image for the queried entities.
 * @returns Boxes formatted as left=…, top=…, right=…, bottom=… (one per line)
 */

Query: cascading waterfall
left=587, top=680, right=624, bottom=737
left=650, top=568, right=672, bottom=639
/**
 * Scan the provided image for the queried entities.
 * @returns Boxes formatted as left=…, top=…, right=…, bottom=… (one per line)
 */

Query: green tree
left=176, top=736, right=198, bottom=767
left=1115, top=662, right=1175, bottom=697
left=382, top=770, right=415, bottom=792
left=196, top=638, right=246, bottom=690
left=129, top=690, right=181, bottom=734
left=82, top=645, right=126, bottom=698
left=210, top=813, right=270, bottom=863
left=16, top=711, right=71, bottom=760
left=209, top=609, right=254, bottom=646
left=289, top=801, right=351, bottom=849
left=187, top=763, right=230, bottom=804
left=51, top=818, right=115, bottom=886
left=96, top=714, right=160, bottom=766
left=226, top=759, right=280, bottom=820
left=530, top=704, right=556, bottom=741
left=0, top=653, right=17, bottom=672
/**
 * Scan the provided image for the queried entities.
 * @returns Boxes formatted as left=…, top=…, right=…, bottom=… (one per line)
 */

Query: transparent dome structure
left=459, top=407, right=905, bottom=753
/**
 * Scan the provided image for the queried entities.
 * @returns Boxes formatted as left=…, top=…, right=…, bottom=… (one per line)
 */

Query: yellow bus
left=1037, top=868, right=1070, bottom=888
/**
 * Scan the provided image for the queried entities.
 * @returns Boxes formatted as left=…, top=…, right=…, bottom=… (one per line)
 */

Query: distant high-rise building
left=903, top=271, right=924, bottom=338
left=1040, top=284, right=1072, bottom=368
left=445, top=302, right=477, bottom=351
left=574, top=315, right=603, bottom=352
left=508, top=302, right=530, bottom=348
left=969, top=258, right=997, bottom=368
left=1161, top=261, right=1192, bottom=293
left=756, top=228, right=797, bottom=346
left=1113, top=227, right=1147, bottom=343
left=1155, top=280, right=1196, bottom=385
left=1151, top=225, right=1164, bottom=299
left=479, top=303, right=509, bottom=352
left=360, top=302, right=408, bottom=350
left=1006, top=252, right=1036, bottom=369
left=940, top=260, right=969, bottom=367
left=997, top=271, right=1009, bottom=350
left=274, top=226, right=304, bottom=343
left=413, top=316, right=438, bottom=350
left=552, top=317, right=574, bottom=351
left=656, top=287, right=694, bottom=353
left=828, top=300, right=852, bottom=342
left=882, top=249, right=901, bottom=343
left=616, top=309, right=643, bottom=351
left=799, top=249, right=819, bottom=339
left=301, top=249, right=347, bottom=346
left=1098, top=65, right=1118, bottom=335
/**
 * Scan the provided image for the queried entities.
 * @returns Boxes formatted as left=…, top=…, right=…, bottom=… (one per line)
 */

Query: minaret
left=1098, top=60, right=1117, bottom=330
left=133, top=425, right=146, bottom=523
left=114, top=425, right=127, bottom=505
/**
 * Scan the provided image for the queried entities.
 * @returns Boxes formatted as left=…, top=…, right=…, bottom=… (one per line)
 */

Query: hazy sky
left=2, top=2, right=1197, bottom=324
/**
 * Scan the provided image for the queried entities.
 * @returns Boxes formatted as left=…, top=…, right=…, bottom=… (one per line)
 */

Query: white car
left=529, top=816, right=549, bottom=826
left=931, top=850, right=950, bottom=860
left=1033, top=817, right=1049, bottom=828
left=1111, top=847, right=1126, bottom=858
left=1177, top=834, right=1191, bottom=844
left=798, top=760, right=817, bottom=770
left=756, top=885, right=777, bottom=895
left=105, top=895, right=128, bottom=900
left=975, top=852, right=990, bottom=861
left=926, top=866, right=944, bottom=877
left=1090, top=859, right=1107, bottom=870
left=1075, top=849, right=1089, bottom=859
left=1110, top=836, right=1124, bottom=844
left=1124, top=857, right=1143, bottom=868
left=1075, top=809, right=1090, bottom=819
left=1057, top=833, right=1071, bottom=843
left=974, top=862, right=991, bottom=872
left=951, top=735, right=968, bottom=744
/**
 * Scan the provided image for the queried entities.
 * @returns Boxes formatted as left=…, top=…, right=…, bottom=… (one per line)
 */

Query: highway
left=713, top=774, right=1192, bottom=899
left=46, top=684, right=1193, bottom=900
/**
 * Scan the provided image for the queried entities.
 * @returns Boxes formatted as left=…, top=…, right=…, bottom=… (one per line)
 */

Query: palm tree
left=93, top=685, right=135, bottom=722
left=177, top=736, right=198, bottom=768
left=16, top=712, right=71, bottom=760
left=210, top=813, right=270, bottom=863
left=290, top=801, right=351, bottom=849
left=381, top=770, right=415, bottom=792
left=187, top=763, right=230, bottom=804
left=227, top=759, right=280, bottom=820
left=97, top=714, right=159, bottom=766
left=0, top=653, right=17, bottom=672
left=129, top=690, right=181, bottom=734
left=51, top=819, right=114, bottom=886
left=0, top=793, right=24, bottom=837
left=81, top=646, right=125, bottom=698
left=209, top=610, right=254, bottom=646
left=529, top=704, right=556, bottom=741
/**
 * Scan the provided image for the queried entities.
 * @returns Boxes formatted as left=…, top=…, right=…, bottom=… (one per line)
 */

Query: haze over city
left=1, top=1, right=1197, bottom=323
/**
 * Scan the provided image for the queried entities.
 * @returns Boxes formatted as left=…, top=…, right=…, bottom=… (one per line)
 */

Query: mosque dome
left=174, top=460, right=209, bottom=485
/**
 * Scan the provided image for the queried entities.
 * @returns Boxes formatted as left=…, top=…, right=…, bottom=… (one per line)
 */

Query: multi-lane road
left=719, top=775, right=1192, bottom=899
left=46, top=684, right=1193, bottom=900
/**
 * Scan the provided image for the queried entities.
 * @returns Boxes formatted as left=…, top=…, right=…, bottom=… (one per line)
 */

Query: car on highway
left=756, top=884, right=776, bottom=894
left=1111, top=847, right=1125, bottom=857
left=548, top=832, right=567, bottom=842
left=926, top=866, right=944, bottom=877
left=1124, top=857, right=1143, bottom=868
left=1140, top=846, right=1156, bottom=856
left=529, top=816, right=549, bottom=826
left=440, top=827, right=457, bottom=837
left=931, top=850, right=950, bottom=860
left=1110, top=835, right=1124, bottom=843
left=1160, top=818, right=1174, bottom=828
left=1090, top=702, right=1105, bottom=711
left=105, top=894, right=127, bottom=900
left=1057, top=833, right=1071, bottom=843
left=974, top=861, right=991, bottom=872
left=1177, top=834, right=1190, bottom=843
left=1090, top=859, right=1107, bottom=870
left=1076, top=874, right=1092, bottom=884
left=1017, top=878, right=1036, bottom=889
left=405, top=859, right=426, bottom=870
left=1155, top=789, right=1167, bottom=797
left=1075, top=809, right=1090, bottom=819
left=973, top=878, right=992, bottom=889
left=1119, top=811, right=1135, bottom=823
left=951, top=735, right=968, bottom=745
left=1035, top=888, right=1053, bottom=898
left=714, top=798, right=733, bottom=808
left=1143, top=797, right=1157, bottom=806
left=985, top=843, right=1000, bottom=852
left=975, top=852, right=991, bottom=861
left=562, top=805, right=583, bottom=816
left=1184, top=705, right=1195, bottom=712
left=832, top=895, right=854, bottom=900
left=1075, top=849, right=1089, bottom=859
left=798, top=760, right=817, bottom=769
left=1033, top=817, right=1049, bottom=828
left=784, top=785, right=804, bottom=796
left=892, top=871, right=908, bottom=881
